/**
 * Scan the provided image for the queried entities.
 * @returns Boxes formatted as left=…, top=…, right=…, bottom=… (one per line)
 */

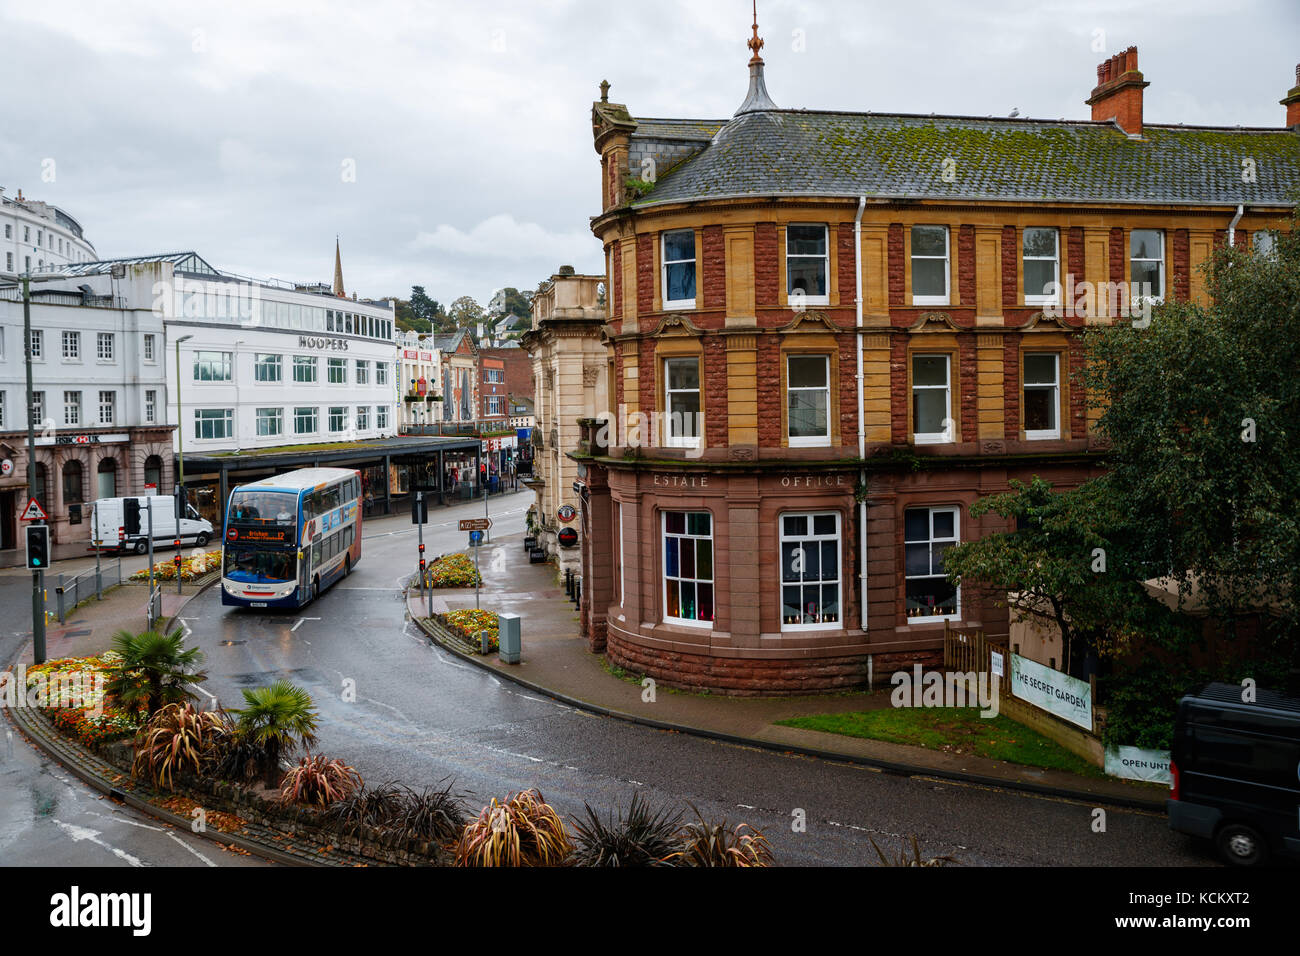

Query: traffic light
left=25, top=524, right=50, bottom=570
left=124, top=497, right=141, bottom=535
left=411, top=495, right=428, bottom=525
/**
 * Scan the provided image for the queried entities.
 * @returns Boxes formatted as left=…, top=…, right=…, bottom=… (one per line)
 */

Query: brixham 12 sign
left=1009, top=653, right=1093, bottom=730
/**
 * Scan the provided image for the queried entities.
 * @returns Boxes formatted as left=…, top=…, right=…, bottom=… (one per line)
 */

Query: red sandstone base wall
left=605, top=630, right=941, bottom=697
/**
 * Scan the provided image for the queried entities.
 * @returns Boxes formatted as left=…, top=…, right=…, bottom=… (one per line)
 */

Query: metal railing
left=55, top=559, right=124, bottom=624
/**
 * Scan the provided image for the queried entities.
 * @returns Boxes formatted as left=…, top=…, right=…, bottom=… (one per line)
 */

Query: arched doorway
left=144, top=455, right=163, bottom=494
left=97, top=457, right=117, bottom=499
left=62, top=460, right=84, bottom=504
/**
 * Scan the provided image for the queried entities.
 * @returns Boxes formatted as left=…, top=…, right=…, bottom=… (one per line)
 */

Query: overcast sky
left=2, top=0, right=1296, bottom=307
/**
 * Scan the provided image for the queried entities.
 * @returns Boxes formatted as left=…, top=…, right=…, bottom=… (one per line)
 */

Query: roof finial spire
left=333, top=235, right=345, bottom=298
left=736, top=0, right=776, bottom=114
left=747, top=0, right=765, bottom=65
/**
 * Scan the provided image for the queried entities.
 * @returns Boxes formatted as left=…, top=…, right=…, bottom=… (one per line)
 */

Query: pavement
left=409, top=536, right=1169, bottom=810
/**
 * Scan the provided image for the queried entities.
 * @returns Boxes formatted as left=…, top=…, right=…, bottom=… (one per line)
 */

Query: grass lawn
left=776, top=708, right=1104, bottom=778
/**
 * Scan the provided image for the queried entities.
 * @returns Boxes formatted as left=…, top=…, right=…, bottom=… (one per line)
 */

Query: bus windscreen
left=223, top=547, right=296, bottom=583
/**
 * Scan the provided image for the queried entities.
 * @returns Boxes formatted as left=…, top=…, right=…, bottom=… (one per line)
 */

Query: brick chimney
left=1086, top=46, right=1150, bottom=136
left=1282, top=64, right=1300, bottom=127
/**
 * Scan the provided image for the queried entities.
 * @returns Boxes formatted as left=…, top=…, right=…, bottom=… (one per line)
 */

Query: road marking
left=166, top=830, right=218, bottom=867
left=290, top=617, right=320, bottom=632
left=177, top=617, right=194, bottom=639
left=53, top=819, right=146, bottom=867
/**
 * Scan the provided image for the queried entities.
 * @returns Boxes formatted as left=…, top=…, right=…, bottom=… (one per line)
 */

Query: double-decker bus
left=221, top=468, right=362, bottom=609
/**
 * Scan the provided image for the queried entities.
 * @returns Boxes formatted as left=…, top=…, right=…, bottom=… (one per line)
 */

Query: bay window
left=904, top=506, right=960, bottom=622
left=780, top=513, right=841, bottom=630
left=663, top=511, right=714, bottom=625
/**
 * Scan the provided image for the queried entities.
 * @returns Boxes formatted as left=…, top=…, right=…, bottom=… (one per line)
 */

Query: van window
left=1191, top=707, right=1300, bottom=790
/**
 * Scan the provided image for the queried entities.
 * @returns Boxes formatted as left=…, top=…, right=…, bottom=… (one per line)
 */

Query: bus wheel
left=313, top=575, right=321, bottom=602
left=195, top=532, right=209, bottom=546
left=1216, top=823, right=1268, bottom=866
left=133, top=540, right=148, bottom=555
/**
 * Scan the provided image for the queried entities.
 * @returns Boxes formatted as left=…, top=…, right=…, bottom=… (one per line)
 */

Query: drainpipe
left=854, top=196, right=867, bottom=634
left=1228, top=204, right=1244, bottom=246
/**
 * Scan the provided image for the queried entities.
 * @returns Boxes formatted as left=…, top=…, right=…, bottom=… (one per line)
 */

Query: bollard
left=565, top=569, right=574, bottom=597
left=574, top=579, right=581, bottom=606
left=57, top=575, right=66, bottom=624
left=480, top=630, right=490, bottom=655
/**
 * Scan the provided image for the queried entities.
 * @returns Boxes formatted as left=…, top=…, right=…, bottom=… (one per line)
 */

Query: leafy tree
left=106, top=627, right=207, bottom=715
left=943, top=477, right=1190, bottom=677
left=449, top=295, right=484, bottom=330
left=1083, top=213, right=1300, bottom=646
left=231, top=680, right=320, bottom=787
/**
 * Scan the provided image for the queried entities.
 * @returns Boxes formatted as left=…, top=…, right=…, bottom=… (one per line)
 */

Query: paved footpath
left=412, top=535, right=1168, bottom=810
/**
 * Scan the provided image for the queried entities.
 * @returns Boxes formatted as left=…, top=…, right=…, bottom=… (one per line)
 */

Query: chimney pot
left=1087, top=44, right=1149, bottom=136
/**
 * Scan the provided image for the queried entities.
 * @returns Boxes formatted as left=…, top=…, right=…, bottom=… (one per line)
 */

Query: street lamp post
left=21, top=270, right=46, bottom=663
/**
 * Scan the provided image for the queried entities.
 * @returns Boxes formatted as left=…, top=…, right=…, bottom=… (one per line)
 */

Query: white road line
left=290, top=617, right=320, bottom=632
left=53, top=819, right=146, bottom=867
left=166, top=830, right=218, bottom=867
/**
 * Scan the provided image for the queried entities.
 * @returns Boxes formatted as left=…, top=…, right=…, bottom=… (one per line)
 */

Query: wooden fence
left=942, top=623, right=1104, bottom=767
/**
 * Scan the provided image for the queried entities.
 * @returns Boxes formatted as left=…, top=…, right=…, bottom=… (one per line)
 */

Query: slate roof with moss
left=630, top=110, right=1300, bottom=208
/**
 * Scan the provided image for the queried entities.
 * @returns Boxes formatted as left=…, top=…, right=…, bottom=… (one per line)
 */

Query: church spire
left=736, top=0, right=777, bottom=114
left=333, top=235, right=345, bottom=297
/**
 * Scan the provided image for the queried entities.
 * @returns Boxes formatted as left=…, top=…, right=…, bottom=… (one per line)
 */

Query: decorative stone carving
left=582, top=365, right=600, bottom=386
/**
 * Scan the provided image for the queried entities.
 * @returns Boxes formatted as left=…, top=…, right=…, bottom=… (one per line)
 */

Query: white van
left=90, top=495, right=214, bottom=554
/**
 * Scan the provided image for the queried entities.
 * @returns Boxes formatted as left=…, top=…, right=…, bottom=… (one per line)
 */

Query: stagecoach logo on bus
left=221, top=469, right=363, bottom=609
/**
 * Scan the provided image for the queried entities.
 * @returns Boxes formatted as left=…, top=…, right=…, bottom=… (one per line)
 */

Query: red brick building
left=572, top=26, right=1300, bottom=695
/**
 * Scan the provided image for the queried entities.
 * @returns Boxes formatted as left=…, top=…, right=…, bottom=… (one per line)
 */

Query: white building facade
left=396, top=330, right=444, bottom=430
left=1, top=189, right=98, bottom=279
left=160, top=262, right=399, bottom=457
left=0, top=261, right=173, bottom=564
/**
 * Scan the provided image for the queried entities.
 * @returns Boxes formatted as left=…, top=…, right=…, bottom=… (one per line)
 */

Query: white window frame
left=144, top=389, right=156, bottom=424
left=910, top=225, right=951, bottom=306
left=1022, top=227, right=1060, bottom=307
left=293, top=355, right=317, bottom=383
left=294, top=406, right=318, bottom=435
left=376, top=362, right=388, bottom=386
left=255, top=407, right=283, bottom=437
left=254, top=353, right=283, bottom=383
left=98, top=390, right=115, bottom=425
left=356, top=406, right=370, bottom=430
left=786, top=354, right=831, bottom=447
left=194, top=351, right=232, bottom=382
left=376, top=406, right=389, bottom=430
left=355, top=359, right=370, bottom=385
left=327, top=357, right=347, bottom=385
left=661, top=229, right=696, bottom=310
left=194, top=408, right=233, bottom=441
left=62, top=330, right=80, bottom=360
left=911, top=353, right=953, bottom=445
left=29, top=329, right=43, bottom=361
left=64, top=390, right=81, bottom=426
left=97, top=332, right=114, bottom=362
left=328, top=406, right=347, bottom=433
left=779, top=512, right=843, bottom=632
left=785, top=223, right=830, bottom=307
left=661, top=510, right=714, bottom=628
left=1129, top=229, right=1165, bottom=305
left=904, top=505, right=961, bottom=624
left=143, top=333, right=155, bottom=362
left=618, top=502, right=626, bottom=608
left=1022, top=352, right=1060, bottom=441
left=663, top=356, right=701, bottom=449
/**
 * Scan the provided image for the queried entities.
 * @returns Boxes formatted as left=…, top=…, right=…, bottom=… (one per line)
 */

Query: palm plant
left=105, top=627, right=207, bottom=716
left=229, top=680, right=319, bottom=788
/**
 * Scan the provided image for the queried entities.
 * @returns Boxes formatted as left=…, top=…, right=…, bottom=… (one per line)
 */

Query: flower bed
left=22, top=652, right=146, bottom=747
left=130, top=550, right=222, bottom=583
left=426, top=553, right=483, bottom=588
left=441, top=609, right=499, bottom=652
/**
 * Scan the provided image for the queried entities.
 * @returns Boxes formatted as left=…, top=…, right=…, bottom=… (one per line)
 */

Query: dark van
left=1167, top=682, right=1300, bottom=865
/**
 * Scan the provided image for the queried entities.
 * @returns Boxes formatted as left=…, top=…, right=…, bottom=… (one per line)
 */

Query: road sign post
left=20, top=497, right=49, bottom=664
left=416, top=491, right=425, bottom=592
